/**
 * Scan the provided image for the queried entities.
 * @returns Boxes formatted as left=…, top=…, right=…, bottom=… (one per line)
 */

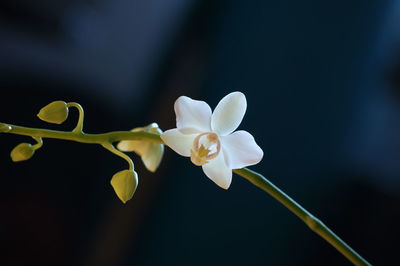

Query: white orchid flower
left=161, top=92, right=263, bottom=189
left=117, top=123, right=164, bottom=172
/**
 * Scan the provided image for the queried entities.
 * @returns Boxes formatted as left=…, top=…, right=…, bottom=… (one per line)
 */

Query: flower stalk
left=67, top=102, right=85, bottom=133
left=233, top=168, right=371, bottom=266
left=1, top=123, right=163, bottom=144
left=0, top=121, right=371, bottom=265
left=102, top=142, right=134, bottom=171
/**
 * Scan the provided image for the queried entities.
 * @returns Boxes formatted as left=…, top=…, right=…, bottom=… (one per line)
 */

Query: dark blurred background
left=1, top=1, right=399, bottom=265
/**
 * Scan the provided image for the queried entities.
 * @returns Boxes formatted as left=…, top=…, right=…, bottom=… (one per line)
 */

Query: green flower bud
left=37, top=101, right=69, bottom=124
left=110, top=170, right=138, bottom=203
left=10, top=143, right=35, bottom=162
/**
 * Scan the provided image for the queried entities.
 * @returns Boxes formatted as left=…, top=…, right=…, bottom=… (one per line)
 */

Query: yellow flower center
left=190, top=132, right=221, bottom=166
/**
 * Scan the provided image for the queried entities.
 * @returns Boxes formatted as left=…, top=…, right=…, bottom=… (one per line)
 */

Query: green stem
left=0, top=123, right=12, bottom=132
left=67, top=102, right=85, bottom=133
left=233, top=168, right=371, bottom=266
left=0, top=121, right=371, bottom=265
left=1, top=123, right=163, bottom=144
left=32, top=137, right=43, bottom=150
left=102, top=142, right=134, bottom=171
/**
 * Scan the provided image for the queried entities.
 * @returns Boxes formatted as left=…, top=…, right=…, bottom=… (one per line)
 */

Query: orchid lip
left=190, top=132, right=221, bottom=166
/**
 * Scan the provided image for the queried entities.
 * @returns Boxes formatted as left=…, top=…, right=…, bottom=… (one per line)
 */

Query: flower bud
left=37, top=101, right=69, bottom=124
left=117, top=123, right=164, bottom=172
left=10, top=143, right=35, bottom=162
left=110, top=170, right=138, bottom=203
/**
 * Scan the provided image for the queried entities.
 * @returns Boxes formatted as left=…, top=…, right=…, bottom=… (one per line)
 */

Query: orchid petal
left=175, top=96, right=212, bottom=133
left=202, top=151, right=232, bottom=189
left=221, top=130, right=263, bottom=169
left=118, top=141, right=163, bottom=172
left=143, top=125, right=164, bottom=172
left=117, top=126, right=147, bottom=153
left=117, top=139, right=149, bottom=155
left=160, top=129, right=196, bottom=157
left=211, top=92, right=247, bottom=136
left=141, top=143, right=164, bottom=172
left=117, top=123, right=164, bottom=172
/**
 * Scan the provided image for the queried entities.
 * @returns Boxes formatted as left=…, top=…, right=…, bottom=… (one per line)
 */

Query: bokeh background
left=1, top=1, right=400, bottom=265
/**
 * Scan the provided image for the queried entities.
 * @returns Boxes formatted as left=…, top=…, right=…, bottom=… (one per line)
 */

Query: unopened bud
left=117, top=123, right=164, bottom=172
left=37, top=101, right=69, bottom=124
left=10, top=143, right=35, bottom=162
left=110, top=170, right=138, bottom=203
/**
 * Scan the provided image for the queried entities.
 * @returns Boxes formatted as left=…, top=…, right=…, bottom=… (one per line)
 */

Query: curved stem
left=233, top=168, right=371, bottom=266
left=32, top=137, right=43, bottom=150
left=67, top=102, right=84, bottom=133
left=101, top=142, right=134, bottom=171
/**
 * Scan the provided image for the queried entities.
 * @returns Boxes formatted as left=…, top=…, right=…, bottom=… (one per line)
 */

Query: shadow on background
left=1, top=1, right=399, bottom=265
